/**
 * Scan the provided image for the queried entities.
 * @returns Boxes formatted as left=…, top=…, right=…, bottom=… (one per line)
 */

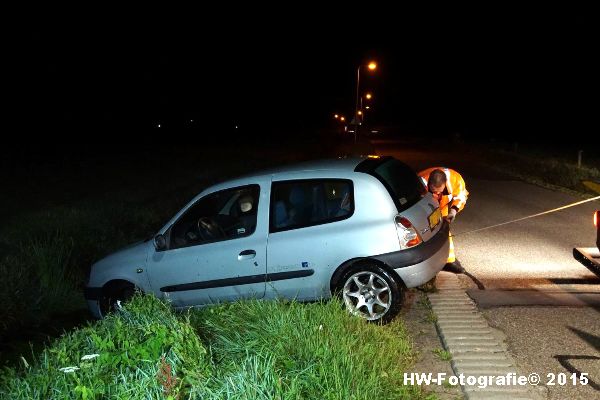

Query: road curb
left=428, top=272, right=543, bottom=400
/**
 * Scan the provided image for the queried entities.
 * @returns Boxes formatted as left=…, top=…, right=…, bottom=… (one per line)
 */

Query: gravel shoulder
left=402, top=289, right=463, bottom=399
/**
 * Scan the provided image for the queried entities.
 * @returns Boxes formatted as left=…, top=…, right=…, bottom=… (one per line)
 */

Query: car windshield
left=357, top=158, right=426, bottom=212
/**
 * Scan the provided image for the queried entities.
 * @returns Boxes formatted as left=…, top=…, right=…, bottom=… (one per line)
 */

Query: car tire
left=338, top=260, right=404, bottom=324
left=100, top=281, right=136, bottom=317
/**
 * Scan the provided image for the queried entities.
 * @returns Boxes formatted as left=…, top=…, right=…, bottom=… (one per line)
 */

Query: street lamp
left=334, top=115, right=346, bottom=135
left=358, top=92, right=373, bottom=126
left=354, top=61, right=376, bottom=142
left=362, top=93, right=373, bottom=119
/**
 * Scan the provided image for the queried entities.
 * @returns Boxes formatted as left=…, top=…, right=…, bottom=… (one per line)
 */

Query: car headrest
left=289, top=186, right=305, bottom=207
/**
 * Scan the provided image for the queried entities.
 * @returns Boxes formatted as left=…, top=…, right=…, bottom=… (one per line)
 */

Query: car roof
left=237, top=156, right=380, bottom=179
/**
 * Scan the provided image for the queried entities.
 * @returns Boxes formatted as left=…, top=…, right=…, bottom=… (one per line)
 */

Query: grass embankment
left=0, top=203, right=166, bottom=342
left=0, top=155, right=209, bottom=355
left=1, top=294, right=423, bottom=399
left=473, top=142, right=600, bottom=195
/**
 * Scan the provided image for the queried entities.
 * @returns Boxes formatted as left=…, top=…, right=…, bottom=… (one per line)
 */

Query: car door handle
left=238, top=250, right=256, bottom=260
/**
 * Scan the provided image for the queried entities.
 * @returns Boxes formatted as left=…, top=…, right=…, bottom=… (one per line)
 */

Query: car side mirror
left=154, top=234, right=167, bottom=251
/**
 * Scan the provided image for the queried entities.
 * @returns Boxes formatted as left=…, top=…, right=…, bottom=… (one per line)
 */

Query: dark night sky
left=9, top=9, right=596, bottom=150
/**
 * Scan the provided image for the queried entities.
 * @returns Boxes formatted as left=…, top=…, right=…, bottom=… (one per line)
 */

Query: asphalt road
left=373, top=139, right=600, bottom=399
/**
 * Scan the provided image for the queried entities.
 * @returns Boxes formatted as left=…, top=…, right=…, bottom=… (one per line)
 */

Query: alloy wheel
left=342, top=271, right=392, bottom=320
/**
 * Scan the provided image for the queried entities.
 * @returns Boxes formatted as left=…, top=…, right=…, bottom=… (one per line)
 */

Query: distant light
left=235, top=125, right=239, bottom=129
left=340, top=116, right=345, bottom=121
left=365, top=93, right=372, bottom=100
left=368, top=62, right=377, bottom=70
left=334, top=114, right=339, bottom=119
left=190, top=120, right=194, bottom=123
left=365, top=106, right=370, bottom=109
left=358, top=110, right=363, bottom=115
left=367, top=155, right=380, bottom=159
left=157, top=124, right=161, bottom=128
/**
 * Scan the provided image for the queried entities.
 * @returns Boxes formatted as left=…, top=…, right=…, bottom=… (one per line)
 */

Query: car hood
left=89, top=241, right=149, bottom=284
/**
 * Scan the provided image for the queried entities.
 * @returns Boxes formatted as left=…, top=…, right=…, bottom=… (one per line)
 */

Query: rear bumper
left=394, top=236, right=449, bottom=288
left=573, top=247, right=600, bottom=278
left=373, top=221, right=450, bottom=288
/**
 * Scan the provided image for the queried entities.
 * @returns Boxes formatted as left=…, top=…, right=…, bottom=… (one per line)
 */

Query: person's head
left=427, top=169, right=447, bottom=196
left=238, top=195, right=253, bottom=213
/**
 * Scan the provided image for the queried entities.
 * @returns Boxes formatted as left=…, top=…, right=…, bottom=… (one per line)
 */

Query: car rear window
left=356, top=158, right=426, bottom=212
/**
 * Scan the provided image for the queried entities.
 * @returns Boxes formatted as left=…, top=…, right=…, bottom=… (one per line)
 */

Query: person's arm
left=449, top=172, right=468, bottom=212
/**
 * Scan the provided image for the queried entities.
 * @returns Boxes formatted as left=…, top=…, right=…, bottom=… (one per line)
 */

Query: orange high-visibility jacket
left=418, top=167, right=469, bottom=216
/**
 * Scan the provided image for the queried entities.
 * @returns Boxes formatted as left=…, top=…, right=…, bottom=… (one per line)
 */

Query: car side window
left=270, top=179, right=353, bottom=232
left=169, top=185, right=260, bottom=249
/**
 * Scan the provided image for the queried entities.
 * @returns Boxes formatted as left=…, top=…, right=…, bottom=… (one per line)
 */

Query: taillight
left=595, top=211, right=598, bottom=228
left=395, top=215, right=422, bottom=249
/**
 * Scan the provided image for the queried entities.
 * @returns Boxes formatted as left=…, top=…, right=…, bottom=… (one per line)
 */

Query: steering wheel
left=197, top=217, right=226, bottom=241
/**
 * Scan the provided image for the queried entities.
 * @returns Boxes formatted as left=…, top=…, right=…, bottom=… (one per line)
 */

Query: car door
left=146, top=180, right=269, bottom=307
left=267, top=178, right=355, bottom=300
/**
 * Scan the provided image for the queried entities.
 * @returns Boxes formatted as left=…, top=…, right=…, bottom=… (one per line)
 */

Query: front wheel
left=99, top=282, right=136, bottom=317
left=339, top=261, right=404, bottom=324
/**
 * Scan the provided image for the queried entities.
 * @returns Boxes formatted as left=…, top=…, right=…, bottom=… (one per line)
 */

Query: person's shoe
left=443, top=260, right=465, bottom=274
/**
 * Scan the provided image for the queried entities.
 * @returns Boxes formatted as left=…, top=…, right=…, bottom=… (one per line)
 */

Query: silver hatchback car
left=85, top=156, right=449, bottom=324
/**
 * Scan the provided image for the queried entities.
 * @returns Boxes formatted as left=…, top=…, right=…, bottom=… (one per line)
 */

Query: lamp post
left=360, top=93, right=373, bottom=126
left=354, top=61, right=376, bottom=143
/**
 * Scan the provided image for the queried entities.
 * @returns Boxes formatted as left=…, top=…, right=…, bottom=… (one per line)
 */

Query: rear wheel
left=339, top=261, right=404, bottom=324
